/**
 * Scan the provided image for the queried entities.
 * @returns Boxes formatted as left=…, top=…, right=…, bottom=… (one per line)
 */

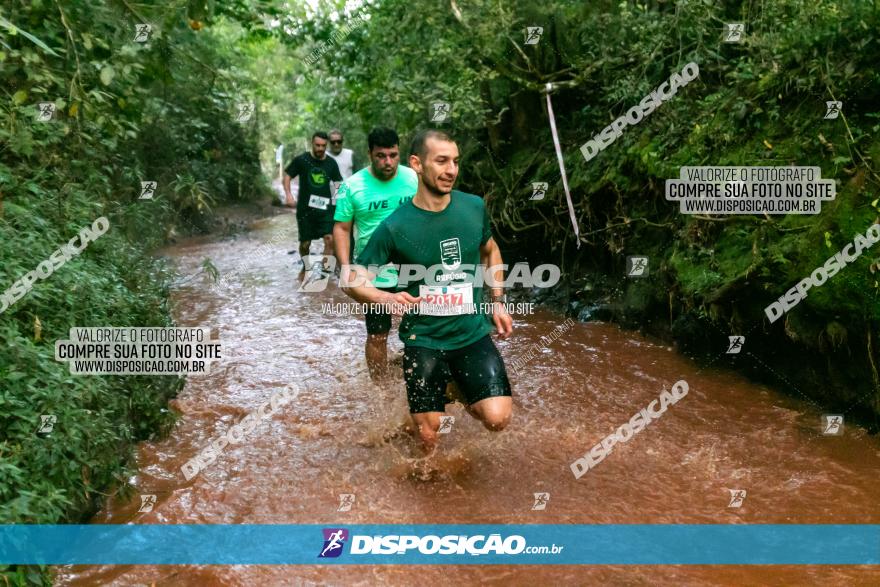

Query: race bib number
left=419, top=283, right=474, bottom=316
left=308, top=195, right=330, bottom=210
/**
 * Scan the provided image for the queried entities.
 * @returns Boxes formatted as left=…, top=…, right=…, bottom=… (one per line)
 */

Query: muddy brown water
left=57, top=212, right=880, bottom=586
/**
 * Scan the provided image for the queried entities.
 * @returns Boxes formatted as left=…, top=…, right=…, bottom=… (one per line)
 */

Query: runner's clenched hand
left=492, top=302, right=513, bottom=339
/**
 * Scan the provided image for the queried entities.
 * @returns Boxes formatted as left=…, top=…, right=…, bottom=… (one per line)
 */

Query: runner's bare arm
left=333, top=221, right=352, bottom=266
left=480, top=237, right=505, bottom=293
left=282, top=173, right=296, bottom=206
left=341, top=264, right=420, bottom=316
left=480, top=237, right=513, bottom=338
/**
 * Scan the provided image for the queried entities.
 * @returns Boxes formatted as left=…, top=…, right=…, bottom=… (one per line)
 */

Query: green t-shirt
left=357, top=190, right=494, bottom=350
left=334, top=165, right=417, bottom=287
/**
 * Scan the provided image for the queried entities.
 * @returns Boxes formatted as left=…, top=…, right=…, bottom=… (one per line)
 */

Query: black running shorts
left=296, top=204, right=335, bottom=242
left=402, top=335, right=512, bottom=413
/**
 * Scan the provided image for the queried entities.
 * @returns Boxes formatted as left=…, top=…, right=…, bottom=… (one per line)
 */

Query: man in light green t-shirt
left=333, top=127, right=417, bottom=381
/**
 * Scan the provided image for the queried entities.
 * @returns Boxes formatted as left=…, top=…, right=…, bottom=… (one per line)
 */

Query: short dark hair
left=409, top=129, right=455, bottom=160
left=312, top=131, right=329, bottom=141
left=368, top=127, right=399, bottom=151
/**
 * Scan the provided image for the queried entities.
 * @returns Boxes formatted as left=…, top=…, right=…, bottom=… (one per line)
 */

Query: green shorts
left=402, top=335, right=512, bottom=413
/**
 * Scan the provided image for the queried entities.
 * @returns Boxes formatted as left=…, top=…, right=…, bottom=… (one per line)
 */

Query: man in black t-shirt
left=283, top=131, right=343, bottom=282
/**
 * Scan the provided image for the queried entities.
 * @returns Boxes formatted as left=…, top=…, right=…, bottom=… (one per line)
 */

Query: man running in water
left=342, top=129, right=513, bottom=451
left=333, top=127, right=418, bottom=381
left=284, top=131, right=343, bottom=282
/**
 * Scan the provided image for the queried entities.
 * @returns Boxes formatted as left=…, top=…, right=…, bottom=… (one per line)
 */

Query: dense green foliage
left=1, top=1, right=274, bottom=582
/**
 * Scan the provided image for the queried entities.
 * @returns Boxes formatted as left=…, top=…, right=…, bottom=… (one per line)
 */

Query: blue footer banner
left=2, top=525, right=879, bottom=565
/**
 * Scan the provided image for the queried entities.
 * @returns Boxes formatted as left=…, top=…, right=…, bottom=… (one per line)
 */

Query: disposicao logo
left=319, top=528, right=349, bottom=558
left=316, top=530, right=558, bottom=557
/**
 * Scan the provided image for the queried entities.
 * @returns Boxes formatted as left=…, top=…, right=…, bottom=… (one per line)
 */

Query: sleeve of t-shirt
left=284, top=155, right=301, bottom=178
left=328, top=158, right=343, bottom=182
left=334, top=181, right=354, bottom=222
left=356, top=222, right=394, bottom=268
left=480, top=199, right=493, bottom=246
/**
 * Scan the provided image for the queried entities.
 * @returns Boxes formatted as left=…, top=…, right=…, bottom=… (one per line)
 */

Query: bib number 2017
left=419, top=284, right=474, bottom=316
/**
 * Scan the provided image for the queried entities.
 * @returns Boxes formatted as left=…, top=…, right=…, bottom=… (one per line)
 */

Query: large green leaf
left=0, top=16, right=59, bottom=56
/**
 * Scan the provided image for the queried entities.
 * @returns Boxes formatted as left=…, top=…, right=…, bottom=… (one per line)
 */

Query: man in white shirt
left=326, top=129, right=359, bottom=180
